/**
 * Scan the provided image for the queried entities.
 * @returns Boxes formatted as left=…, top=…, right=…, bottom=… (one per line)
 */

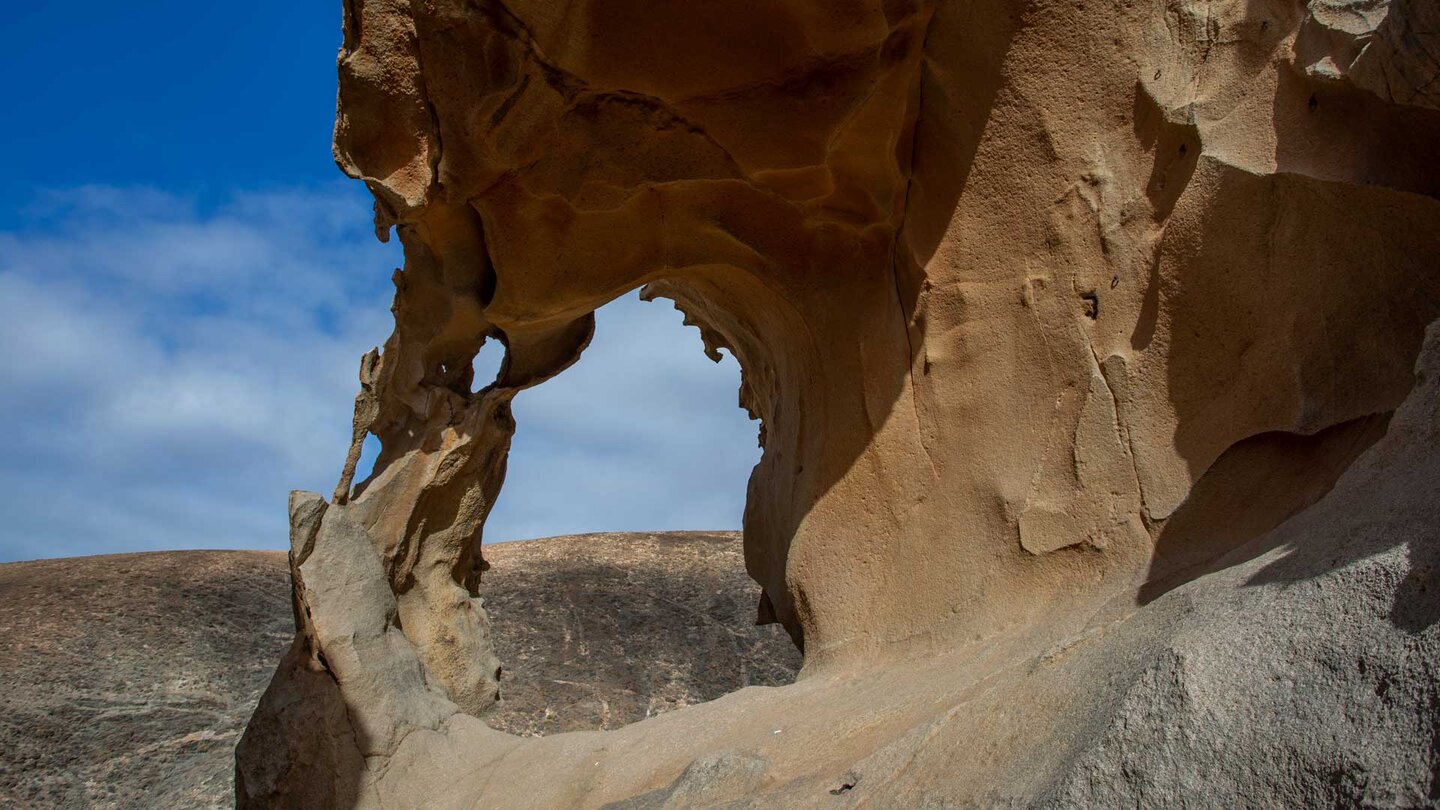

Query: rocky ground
left=481, top=532, right=800, bottom=737
left=0, top=532, right=798, bottom=808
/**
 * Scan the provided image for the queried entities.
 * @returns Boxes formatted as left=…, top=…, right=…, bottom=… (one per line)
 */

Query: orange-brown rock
left=239, top=0, right=1440, bottom=805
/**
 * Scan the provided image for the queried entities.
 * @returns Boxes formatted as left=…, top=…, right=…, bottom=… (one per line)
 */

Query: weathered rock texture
left=0, top=535, right=794, bottom=807
left=240, top=0, right=1440, bottom=805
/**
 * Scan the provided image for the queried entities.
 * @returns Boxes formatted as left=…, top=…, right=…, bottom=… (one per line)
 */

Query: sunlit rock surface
left=239, top=0, right=1440, bottom=805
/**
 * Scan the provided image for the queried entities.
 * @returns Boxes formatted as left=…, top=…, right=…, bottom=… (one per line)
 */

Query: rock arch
left=238, top=0, right=1440, bottom=804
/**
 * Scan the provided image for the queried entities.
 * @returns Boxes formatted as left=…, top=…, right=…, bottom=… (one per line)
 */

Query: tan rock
left=240, top=0, right=1440, bottom=804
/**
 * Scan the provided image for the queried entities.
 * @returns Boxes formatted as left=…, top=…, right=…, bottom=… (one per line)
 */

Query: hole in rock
left=477, top=291, right=801, bottom=736
left=355, top=433, right=381, bottom=487
left=472, top=336, right=506, bottom=392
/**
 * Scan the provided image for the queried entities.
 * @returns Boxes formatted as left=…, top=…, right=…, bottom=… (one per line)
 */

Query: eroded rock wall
left=239, top=0, right=1440, bottom=804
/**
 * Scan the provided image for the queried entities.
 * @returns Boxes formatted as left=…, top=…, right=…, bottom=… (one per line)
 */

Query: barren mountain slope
left=0, top=532, right=795, bottom=808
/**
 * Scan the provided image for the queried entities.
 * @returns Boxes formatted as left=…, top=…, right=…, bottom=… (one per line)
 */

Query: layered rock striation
left=239, top=0, right=1440, bottom=805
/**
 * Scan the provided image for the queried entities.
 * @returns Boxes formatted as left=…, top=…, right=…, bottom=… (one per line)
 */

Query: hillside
left=0, top=532, right=797, bottom=808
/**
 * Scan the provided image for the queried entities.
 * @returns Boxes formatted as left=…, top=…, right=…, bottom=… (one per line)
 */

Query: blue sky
left=0, top=3, right=758, bottom=561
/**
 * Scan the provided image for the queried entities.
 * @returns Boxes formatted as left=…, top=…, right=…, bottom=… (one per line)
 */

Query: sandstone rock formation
left=0, top=535, right=793, bottom=807
left=239, top=0, right=1440, bottom=804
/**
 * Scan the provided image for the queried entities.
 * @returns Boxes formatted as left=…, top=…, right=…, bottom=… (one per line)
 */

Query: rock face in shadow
left=1043, top=322, right=1440, bottom=809
left=0, top=534, right=796, bottom=807
left=238, top=0, right=1440, bottom=805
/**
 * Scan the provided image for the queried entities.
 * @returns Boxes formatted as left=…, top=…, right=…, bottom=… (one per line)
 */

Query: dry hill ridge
left=0, top=532, right=798, bottom=808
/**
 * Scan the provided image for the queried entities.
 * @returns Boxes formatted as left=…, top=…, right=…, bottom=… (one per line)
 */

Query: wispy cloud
left=0, top=186, right=758, bottom=561
left=489, top=294, right=760, bottom=543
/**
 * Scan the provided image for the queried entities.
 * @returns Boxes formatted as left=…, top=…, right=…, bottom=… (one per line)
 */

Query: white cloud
left=487, top=294, right=760, bottom=543
left=0, top=185, right=758, bottom=561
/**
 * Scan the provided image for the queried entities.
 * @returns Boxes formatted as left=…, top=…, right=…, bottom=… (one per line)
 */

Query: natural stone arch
left=237, top=0, right=1440, bottom=804
left=290, top=0, right=943, bottom=718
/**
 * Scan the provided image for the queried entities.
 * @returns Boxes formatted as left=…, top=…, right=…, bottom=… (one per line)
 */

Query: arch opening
left=475, top=290, right=800, bottom=736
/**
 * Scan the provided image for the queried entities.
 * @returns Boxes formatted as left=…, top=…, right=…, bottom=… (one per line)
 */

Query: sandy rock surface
left=0, top=533, right=795, bottom=808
